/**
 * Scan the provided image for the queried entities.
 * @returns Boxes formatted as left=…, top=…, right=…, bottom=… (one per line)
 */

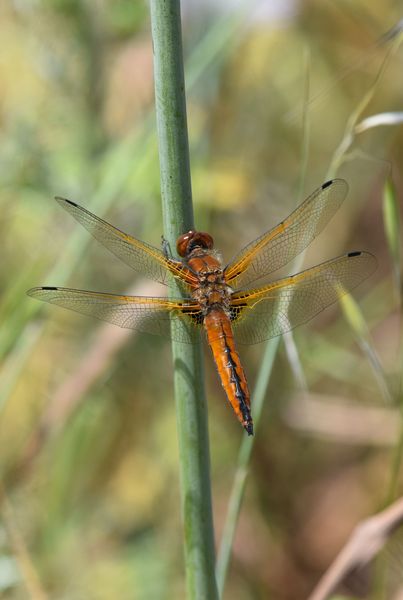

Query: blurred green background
left=1, top=1, right=403, bottom=598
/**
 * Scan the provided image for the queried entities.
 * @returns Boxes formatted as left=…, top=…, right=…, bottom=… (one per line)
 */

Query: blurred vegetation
left=1, top=1, right=403, bottom=598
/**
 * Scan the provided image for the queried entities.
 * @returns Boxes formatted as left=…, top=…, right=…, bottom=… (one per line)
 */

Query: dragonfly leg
left=161, top=236, right=173, bottom=259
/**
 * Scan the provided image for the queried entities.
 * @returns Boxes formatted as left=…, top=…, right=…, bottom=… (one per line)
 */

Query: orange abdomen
left=204, top=309, right=253, bottom=435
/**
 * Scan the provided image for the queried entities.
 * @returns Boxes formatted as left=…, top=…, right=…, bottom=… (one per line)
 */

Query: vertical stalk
left=149, top=2, right=218, bottom=598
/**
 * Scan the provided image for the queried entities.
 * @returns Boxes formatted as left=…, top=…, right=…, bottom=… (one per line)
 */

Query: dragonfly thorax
left=187, top=251, right=233, bottom=314
left=191, top=281, right=232, bottom=315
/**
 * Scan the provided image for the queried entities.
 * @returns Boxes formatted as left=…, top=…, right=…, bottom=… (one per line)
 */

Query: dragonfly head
left=176, top=230, right=214, bottom=257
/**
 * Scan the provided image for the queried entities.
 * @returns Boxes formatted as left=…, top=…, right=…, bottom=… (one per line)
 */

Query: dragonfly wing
left=230, top=251, right=377, bottom=345
left=55, top=197, right=197, bottom=290
left=27, top=287, right=203, bottom=343
left=224, top=179, right=348, bottom=288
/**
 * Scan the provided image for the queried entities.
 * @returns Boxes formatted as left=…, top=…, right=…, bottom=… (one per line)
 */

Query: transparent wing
left=55, top=197, right=197, bottom=289
left=224, top=179, right=348, bottom=289
left=230, top=251, right=377, bottom=345
left=27, top=287, right=203, bottom=343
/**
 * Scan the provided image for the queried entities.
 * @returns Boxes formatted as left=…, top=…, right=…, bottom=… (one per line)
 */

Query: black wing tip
left=27, top=286, right=58, bottom=296
left=346, top=250, right=378, bottom=278
left=350, top=249, right=378, bottom=265
left=347, top=250, right=377, bottom=261
left=321, top=178, right=348, bottom=190
left=55, top=196, right=78, bottom=208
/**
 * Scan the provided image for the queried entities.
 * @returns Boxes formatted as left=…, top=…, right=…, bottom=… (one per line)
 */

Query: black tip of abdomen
left=244, top=421, right=254, bottom=436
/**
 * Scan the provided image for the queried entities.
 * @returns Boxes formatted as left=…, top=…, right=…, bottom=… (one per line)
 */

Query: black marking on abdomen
left=221, top=327, right=253, bottom=435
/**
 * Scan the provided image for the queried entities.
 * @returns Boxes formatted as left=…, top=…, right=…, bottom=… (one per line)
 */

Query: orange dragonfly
left=28, top=179, right=376, bottom=435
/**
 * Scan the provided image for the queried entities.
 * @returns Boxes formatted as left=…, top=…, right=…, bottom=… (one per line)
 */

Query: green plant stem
left=149, top=2, right=218, bottom=598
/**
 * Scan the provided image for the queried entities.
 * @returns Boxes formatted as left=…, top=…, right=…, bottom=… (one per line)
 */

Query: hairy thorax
left=186, top=249, right=233, bottom=315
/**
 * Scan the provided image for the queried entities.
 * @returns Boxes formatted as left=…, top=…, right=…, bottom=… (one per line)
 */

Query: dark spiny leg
left=161, top=236, right=173, bottom=259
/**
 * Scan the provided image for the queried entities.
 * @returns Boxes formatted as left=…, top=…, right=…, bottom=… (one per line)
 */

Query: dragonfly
left=28, top=179, right=376, bottom=435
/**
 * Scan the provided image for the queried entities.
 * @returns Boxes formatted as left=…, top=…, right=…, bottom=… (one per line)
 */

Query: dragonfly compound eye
left=176, top=231, right=214, bottom=256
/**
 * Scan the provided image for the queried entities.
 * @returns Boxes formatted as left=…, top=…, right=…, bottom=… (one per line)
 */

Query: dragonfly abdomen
left=204, top=309, right=253, bottom=435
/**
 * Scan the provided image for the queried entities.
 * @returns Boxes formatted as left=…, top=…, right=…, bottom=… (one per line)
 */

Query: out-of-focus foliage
left=0, top=1, right=403, bottom=598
